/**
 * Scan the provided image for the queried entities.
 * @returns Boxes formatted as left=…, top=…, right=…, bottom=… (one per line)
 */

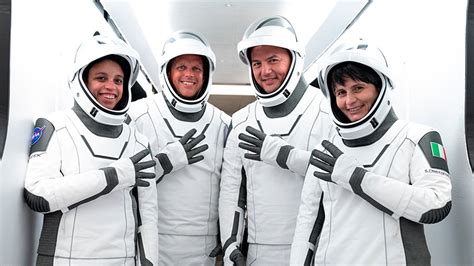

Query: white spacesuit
left=290, top=40, right=452, bottom=265
left=23, top=34, right=158, bottom=265
left=218, top=16, right=332, bottom=265
left=128, top=31, right=230, bottom=265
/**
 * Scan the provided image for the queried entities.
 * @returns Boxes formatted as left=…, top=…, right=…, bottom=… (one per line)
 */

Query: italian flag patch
left=430, top=142, right=447, bottom=160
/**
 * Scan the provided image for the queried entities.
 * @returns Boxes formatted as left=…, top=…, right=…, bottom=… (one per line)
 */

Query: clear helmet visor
left=237, top=16, right=305, bottom=107
left=159, top=30, right=216, bottom=113
left=69, top=34, right=140, bottom=125
left=318, top=39, right=395, bottom=140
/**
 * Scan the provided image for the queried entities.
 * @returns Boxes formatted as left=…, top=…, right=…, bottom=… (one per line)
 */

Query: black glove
left=311, top=140, right=365, bottom=189
left=154, top=128, right=208, bottom=177
left=209, top=224, right=223, bottom=258
left=130, top=149, right=157, bottom=187
left=180, top=128, right=209, bottom=164
left=208, top=241, right=222, bottom=258
left=310, top=140, right=342, bottom=182
left=104, top=149, right=156, bottom=188
left=238, top=125, right=295, bottom=165
left=229, top=249, right=246, bottom=266
left=238, top=126, right=309, bottom=175
left=238, top=126, right=264, bottom=160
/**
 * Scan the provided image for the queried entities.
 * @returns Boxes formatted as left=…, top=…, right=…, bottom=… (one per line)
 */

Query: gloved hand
left=104, top=149, right=156, bottom=188
left=238, top=126, right=265, bottom=161
left=209, top=226, right=223, bottom=258
left=238, top=126, right=294, bottom=166
left=131, top=149, right=157, bottom=187
left=311, top=140, right=367, bottom=190
left=180, top=128, right=209, bottom=164
left=238, top=126, right=310, bottom=176
left=229, top=249, right=246, bottom=266
left=208, top=241, right=222, bottom=258
left=154, top=128, right=208, bottom=176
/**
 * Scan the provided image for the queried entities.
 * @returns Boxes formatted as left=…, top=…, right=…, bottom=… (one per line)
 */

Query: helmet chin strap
left=251, top=50, right=303, bottom=108
left=158, top=31, right=215, bottom=114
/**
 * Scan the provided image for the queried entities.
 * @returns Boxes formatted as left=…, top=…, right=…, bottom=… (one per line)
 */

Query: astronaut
left=290, top=40, right=452, bottom=265
left=23, top=34, right=158, bottom=265
left=218, top=16, right=332, bottom=265
left=128, top=30, right=230, bottom=265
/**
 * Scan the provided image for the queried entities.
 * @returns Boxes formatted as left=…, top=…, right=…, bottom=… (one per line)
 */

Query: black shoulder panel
left=418, top=131, right=449, bottom=173
left=30, top=118, right=55, bottom=155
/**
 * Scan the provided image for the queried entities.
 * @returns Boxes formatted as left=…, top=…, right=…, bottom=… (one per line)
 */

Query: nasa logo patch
left=31, top=126, right=46, bottom=145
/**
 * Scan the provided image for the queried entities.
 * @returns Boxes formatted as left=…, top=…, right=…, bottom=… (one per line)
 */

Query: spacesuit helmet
left=159, top=30, right=216, bottom=113
left=237, top=16, right=305, bottom=107
left=69, top=34, right=140, bottom=126
left=317, top=39, right=395, bottom=140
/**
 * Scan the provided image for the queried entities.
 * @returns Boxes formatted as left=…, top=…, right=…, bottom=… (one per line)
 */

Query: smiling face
left=334, top=77, right=379, bottom=122
left=168, top=54, right=205, bottom=99
left=250, top=45, right=291, bottom=93
left=86, top=59, right=124, bottom=110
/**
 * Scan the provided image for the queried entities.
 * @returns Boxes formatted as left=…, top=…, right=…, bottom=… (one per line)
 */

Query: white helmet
left=69, top=34, right=140, bottom=126
left=237, top=16, right=305, bottom=107
left=318, top=39, right=395, bottom=140
left=159, top=30, right=216, bottom=113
